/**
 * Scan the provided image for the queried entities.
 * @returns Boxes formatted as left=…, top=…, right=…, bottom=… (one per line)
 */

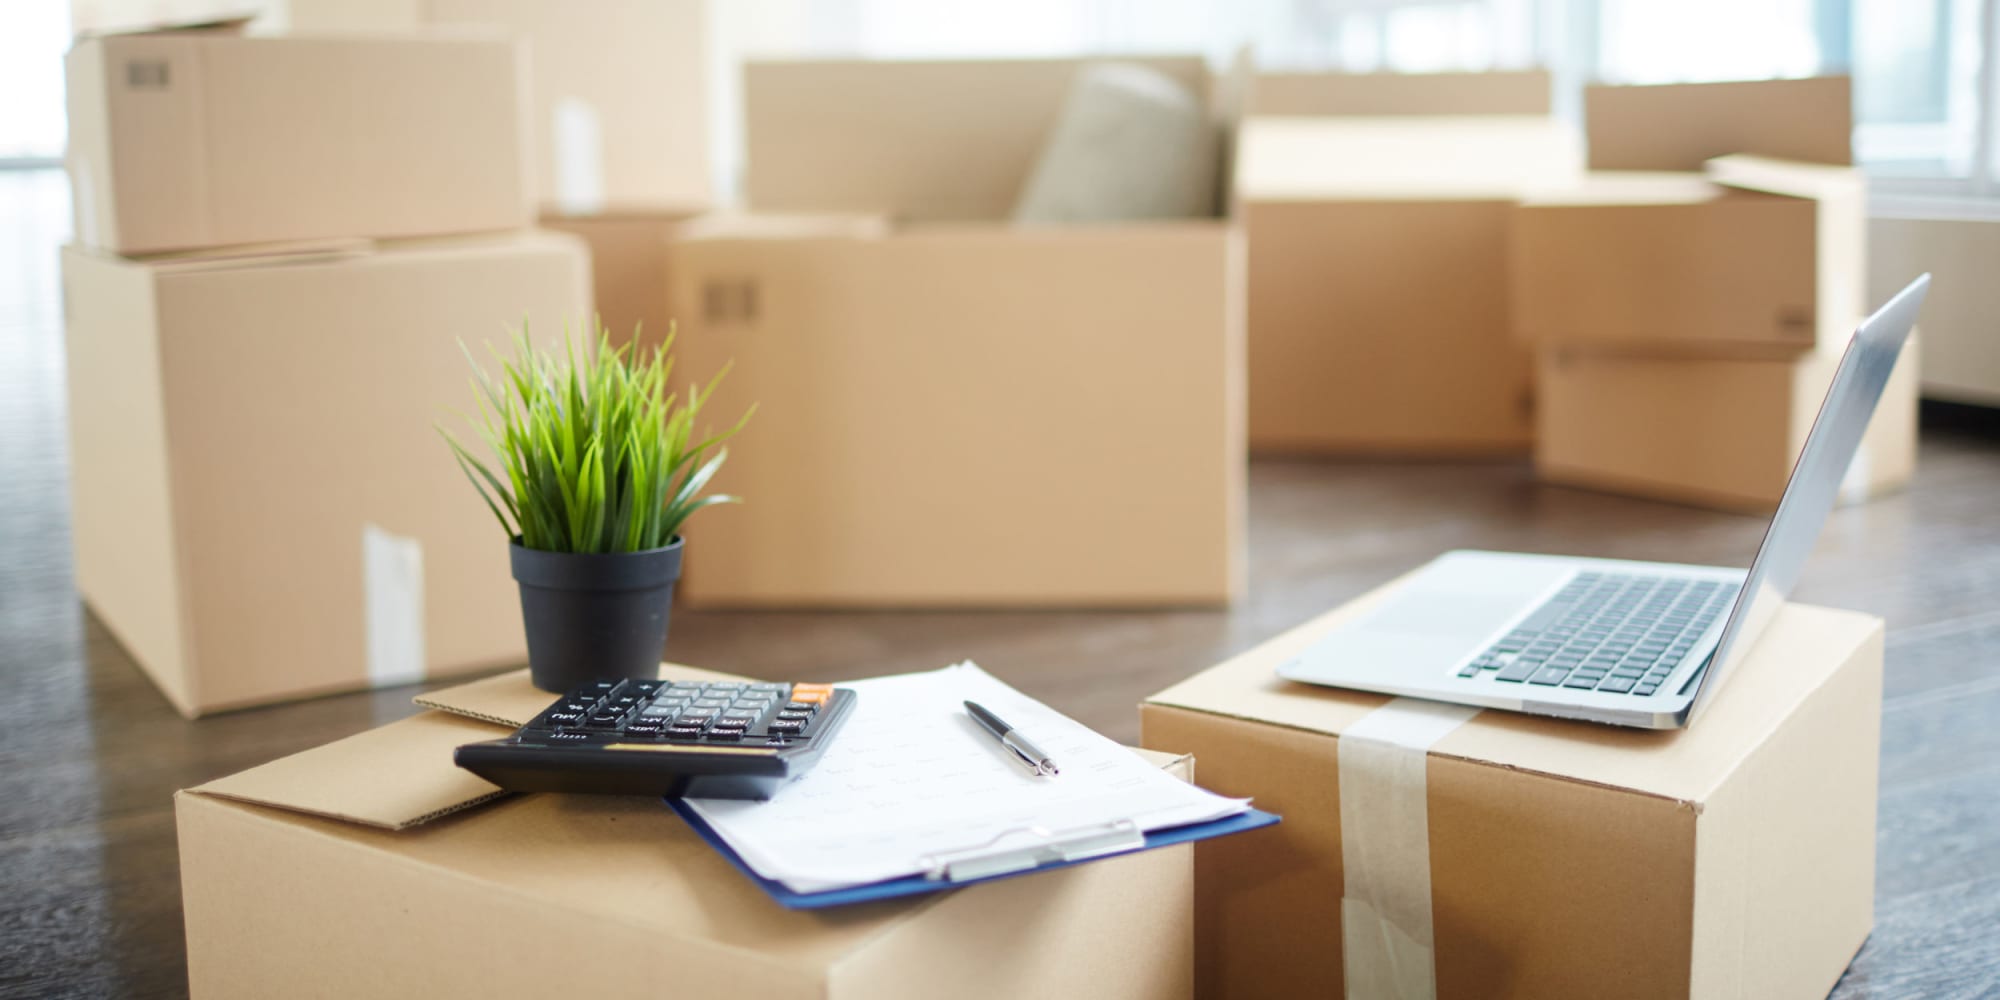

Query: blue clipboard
left=667, top=800, right=1281, bottom=910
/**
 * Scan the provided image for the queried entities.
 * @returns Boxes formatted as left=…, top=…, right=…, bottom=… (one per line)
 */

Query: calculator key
left=721, top=709, right=760, bottom=721
left=678, top=707, right=718, bottom=720
left=768, top=719, right=807, bottom=734
left=543, top=710, right=586, bottom=726
left=639, top=705, right=678, bottom=719
left=748, top=682, right=788, bottom=692
left=668, top=681, right=706, bottom=691
left=704, top=729, right=742, bottom=742
left=665, top=724, right=706, bottom=738
left=704, top=682, right=746, bottom=691
left=628, top=680, right=661, bottom=693
left=775, top=710, right=812, bottom=721
left=693, top=698, right=730, bottom=708
left=784, top=701, right=820, bottom=714
left=623, top=722, right=666, bottom=737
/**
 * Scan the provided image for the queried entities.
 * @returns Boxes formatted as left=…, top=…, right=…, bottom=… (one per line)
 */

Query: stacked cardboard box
left=62, top=23, right=591, bottom=716
left=424, top=0, right=713, bottom=353
left=71, top=0, right=714, bottom=352
left=664, top=57, right=1245, bottom=608
left=1237, top=70, right=1580, bottom=454
left=1512, top=77, right=1918, bottom=511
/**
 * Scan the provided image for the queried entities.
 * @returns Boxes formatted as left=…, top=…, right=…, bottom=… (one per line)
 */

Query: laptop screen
left=1686, top=274, right=1928, bottom=724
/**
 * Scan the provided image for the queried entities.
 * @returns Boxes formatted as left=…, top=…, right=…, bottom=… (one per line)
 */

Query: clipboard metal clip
left=917, top=819, right=1146, bottom=883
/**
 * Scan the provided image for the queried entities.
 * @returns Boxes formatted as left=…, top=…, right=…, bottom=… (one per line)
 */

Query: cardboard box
left=65, top=31, right=532, bottom=254
left=668, top=219, right=1242, bottom=607
left=1140, top=578, right=1883, bottom=999
left=177, top=665, right=1197, bottom=999
left=1237, top=100, right=1582, bottom=454
left=1511, top=156, right=1866, bottom=357
left=62, top=232, right=590, bottom=717
left=1534, top=332, right=1920, bottom=512
left=540, top=210, right=694, bottom=355
left=743, top=56, right=1217, bottom=221
left=1584, top=76, right=1853, bottom=172
left=426, top=0, right=714, bottom=214
left=665, top=57, right=1244, bottom=608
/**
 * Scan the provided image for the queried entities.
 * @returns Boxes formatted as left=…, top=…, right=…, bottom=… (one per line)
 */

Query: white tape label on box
left=362, top=523, right=426, bottom=689
left=553, top=97, right=606, bottom=215
left=1338, top=697, right=1482, bottom=1000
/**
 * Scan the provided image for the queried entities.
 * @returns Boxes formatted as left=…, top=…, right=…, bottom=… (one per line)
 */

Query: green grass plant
left=441, top=324, right=750, bottom=554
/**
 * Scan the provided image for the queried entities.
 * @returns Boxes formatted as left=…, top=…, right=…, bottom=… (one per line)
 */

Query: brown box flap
left=1249, top=69, right=1552, bottom=117
left=1706, top=154, right=1865, bottom=201
left=193, top=711, right=505, bottom=830
left=1585, top=76, right=1853, bottom=170
left=1145, top=572, right=1882, bottom=804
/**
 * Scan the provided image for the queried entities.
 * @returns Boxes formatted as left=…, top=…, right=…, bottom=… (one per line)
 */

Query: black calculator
left=454, top=678, right=858, bottom=800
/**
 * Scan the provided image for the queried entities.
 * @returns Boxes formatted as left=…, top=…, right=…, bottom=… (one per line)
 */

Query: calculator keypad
left=530, top=679, right=830, bottom=745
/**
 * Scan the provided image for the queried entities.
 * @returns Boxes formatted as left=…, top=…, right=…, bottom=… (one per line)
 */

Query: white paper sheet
left=684, top=662, right=1248, bottom=893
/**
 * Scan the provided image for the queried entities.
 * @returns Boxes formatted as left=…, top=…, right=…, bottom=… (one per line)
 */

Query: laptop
left=1278, top=275, right=1930, bottom=729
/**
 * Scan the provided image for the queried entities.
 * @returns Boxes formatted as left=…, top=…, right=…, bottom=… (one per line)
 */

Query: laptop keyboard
left=1459, top=572, right=1741, bottom=696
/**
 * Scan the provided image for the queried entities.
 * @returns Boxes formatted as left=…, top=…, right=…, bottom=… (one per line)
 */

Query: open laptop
left=1278, top=275, right=1930, bottom=729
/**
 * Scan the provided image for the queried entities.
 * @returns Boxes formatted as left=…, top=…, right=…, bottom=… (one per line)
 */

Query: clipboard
left=669, top=799, right=1280, bottom=910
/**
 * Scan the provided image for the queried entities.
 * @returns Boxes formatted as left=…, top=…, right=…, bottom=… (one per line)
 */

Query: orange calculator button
left=790, top=684, right=833, bottom=704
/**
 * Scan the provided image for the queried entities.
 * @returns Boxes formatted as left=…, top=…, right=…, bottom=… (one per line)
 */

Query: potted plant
left=441, top=325, right=750, bottom=693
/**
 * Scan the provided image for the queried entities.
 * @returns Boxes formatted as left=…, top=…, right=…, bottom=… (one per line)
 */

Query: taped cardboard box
left=1139, top=576, right=1883, bottom=999
left=1237, top=85, right=1581, bottom=454
left=1535, top=331, right=1920, bottom=513
left=65, top=30, right=532, bottom=255
left=62, top=231, right=589, bottom=717
left=1511, top=155, right=1866, bottom=358
left=665, top=57, right=1244, bottom=608
left=540, top=209, right=695, bottom=356
left=177, top=665, right=1196, bottom=999
left=1248, top=68, right=1552, bottom=117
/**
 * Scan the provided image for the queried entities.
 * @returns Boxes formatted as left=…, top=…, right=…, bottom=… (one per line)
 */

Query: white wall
left=1870, top=216, right=2000, bottom=405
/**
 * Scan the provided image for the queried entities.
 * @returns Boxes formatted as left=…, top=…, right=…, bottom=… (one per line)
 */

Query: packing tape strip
left=362, top=523, right=426, bottom=688
left=1338, top=697, right=1482, bottom=1000
left=553, top=98, right=607, bottom=216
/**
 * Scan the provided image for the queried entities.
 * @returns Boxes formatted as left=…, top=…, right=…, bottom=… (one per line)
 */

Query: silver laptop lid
left=1684, top=274, right=1929, bottom=725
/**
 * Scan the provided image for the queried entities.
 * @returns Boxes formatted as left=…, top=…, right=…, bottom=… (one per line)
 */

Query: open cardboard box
left=1511, top=77, right=1860, bottom=358
left=1234, top=70, right=1581, bottom=454
left=62, top=231, right=589, bottom=717
left=1511, top=154, right=1866, bottom=358
left=66, top=28, right=533, bottom=255
left=177, top=664, right=1197, bottom=999
left=663, top=56, right=1245, bottom=608
left=1140, top=574, right=1884, bottom=999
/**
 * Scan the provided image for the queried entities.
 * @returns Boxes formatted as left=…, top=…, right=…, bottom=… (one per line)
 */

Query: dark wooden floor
left=2, top=167, right=1996, bottom=998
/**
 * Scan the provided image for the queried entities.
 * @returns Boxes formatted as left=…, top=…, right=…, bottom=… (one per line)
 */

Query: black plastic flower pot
left=510, top=537, right=685, bottom=693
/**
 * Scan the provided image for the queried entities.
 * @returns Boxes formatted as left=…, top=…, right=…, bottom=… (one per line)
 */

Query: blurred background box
left=425, top=0, right=713, bottom=216
left=1140, top=578, right=1883, bottom=1000
left=540, top=210, right=696, bottom=354
left=664, top=56, right=1243, bottom=608
left=1511, top=156, right=1865, bottom=358
left=1535, top=332, right=1920, bottom=512
left=1583, top=76, right=1854, bottom=172
left=1237, top=70, right=1579, bottom=455
left=65, top=30, right=531, bottom=254
left=62, top=232, right=589, bottom=717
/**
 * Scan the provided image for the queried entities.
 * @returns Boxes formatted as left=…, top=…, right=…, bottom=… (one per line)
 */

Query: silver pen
left=964, top=700, right=1060, bottom=777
